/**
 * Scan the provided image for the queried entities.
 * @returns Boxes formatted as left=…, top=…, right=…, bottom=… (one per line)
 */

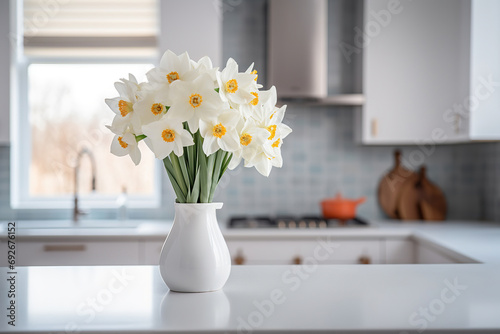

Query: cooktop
left=227, top=216, right=369, bottom=229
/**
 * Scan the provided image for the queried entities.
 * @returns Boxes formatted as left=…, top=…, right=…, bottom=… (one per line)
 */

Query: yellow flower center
left=151, top=103, right=164, bottom=115
left=251, top=70, right=258, bottom=81
left=118, top=100, right=133, bottom=117
left=162, top=129, right=175, bottom=142
left=240, top=133, right=252, bottom=146
left=226, top=79, right=238, bottom=93
left=267, top=125, right=277, bottom=140
left=189, top=93, right=203, bottom=108
left=272, top=138, right=280, bottom=148
left=250, top=92, right=259, bottom=106
left=166, top=71, right=179, bottom=83
left=118, top=136, right=128, bottom=148
left=212, top=123, right=227, bottom=138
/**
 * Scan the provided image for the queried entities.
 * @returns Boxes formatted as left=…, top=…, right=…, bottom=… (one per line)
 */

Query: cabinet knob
left=44, top=244, right=86, bottom=252
left=371, top=119, right=378, bottom=137
left=358, top=255, right=371, bottom=264
left=234, top=251, right=245, bottom=265
left=292, top=256, right=303, bottom=265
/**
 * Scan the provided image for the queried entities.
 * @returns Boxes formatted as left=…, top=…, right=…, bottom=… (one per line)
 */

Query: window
left=12, top=0, right=160, bottom=209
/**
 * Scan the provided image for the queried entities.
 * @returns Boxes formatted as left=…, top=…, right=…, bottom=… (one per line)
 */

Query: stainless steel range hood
left=267, top=0, right=364, bottom=106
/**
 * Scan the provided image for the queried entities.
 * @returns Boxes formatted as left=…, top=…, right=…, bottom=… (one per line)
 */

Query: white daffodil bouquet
left=105, top=50, right=292, bottom=203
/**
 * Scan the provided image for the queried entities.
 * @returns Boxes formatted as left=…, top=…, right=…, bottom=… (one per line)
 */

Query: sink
left=9, top=220, right=140, bottom=229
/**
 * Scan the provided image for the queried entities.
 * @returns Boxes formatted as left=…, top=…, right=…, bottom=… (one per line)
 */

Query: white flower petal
left=129, top=147, right=141, bottom=165
left=203, top=136, right=218, bottom=156
left=219, top=133, right=240, bottom=152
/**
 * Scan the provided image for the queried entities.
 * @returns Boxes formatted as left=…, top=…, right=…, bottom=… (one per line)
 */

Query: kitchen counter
left=1, top=264, right=500, bottom=333
left=2, top=219, right=500, bottom=263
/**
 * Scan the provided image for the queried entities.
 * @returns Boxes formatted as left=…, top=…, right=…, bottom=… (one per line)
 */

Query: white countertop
left=1, top=264, right=499, bottom=333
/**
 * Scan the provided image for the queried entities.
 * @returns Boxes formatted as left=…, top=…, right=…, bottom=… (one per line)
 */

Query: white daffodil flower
left=266, top=122, right=292, bottom=169
left=147, top=50, right=198, bottom=87
left=239, top=86, right=278, bottom=119
left=131, top=83, right=172, bottom=135
left=244, top=103, right=292, bottom=176
left=228, top=118, right=269, bottom=170
left=142, top=117, right=194, bottom=159
left=105, top=50, right=292, bottom=200
left=105, top=74, right=142, bottom=134
left=168, top=74, right=225, bottom=133
left=244, top=62, right=263, bottom=89
left=192, top=55, right=219, bottom=84
left=217, top=58, right=258, bottom=107
left=199, top=111, right=241, bottom=156
left=110, top=132, right=141, bottom=165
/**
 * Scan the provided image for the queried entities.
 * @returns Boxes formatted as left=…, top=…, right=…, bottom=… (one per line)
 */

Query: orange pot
left=321, top=193, right=366, bottom=220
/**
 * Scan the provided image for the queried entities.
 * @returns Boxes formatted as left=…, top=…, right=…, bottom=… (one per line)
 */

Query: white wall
left=159, top=0, right=222, bottom=67
left=0, top=0, right=10, bottom=144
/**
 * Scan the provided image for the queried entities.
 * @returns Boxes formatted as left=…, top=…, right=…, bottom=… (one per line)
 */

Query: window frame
left=10, top=0, right=162, bottom=210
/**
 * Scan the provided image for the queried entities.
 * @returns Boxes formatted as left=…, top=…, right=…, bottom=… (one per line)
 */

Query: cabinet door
left=0, top=239, right=6, bottom=267
left=362, top=0, right=470, bottom=144
left=0, top=1, right=10, bottom=144
left=384, top=239, right=415, bottom=264
left=16, top=241, right=140, bottom=266
left=416, top=244, right=458, bottom=264
left=141, top=240, right=164, bottom=265
left=226, top=239, right=382, bottom=265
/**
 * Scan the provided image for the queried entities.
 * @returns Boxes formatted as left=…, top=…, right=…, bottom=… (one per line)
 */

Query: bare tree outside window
left=28, top=64, right=155, bottom=196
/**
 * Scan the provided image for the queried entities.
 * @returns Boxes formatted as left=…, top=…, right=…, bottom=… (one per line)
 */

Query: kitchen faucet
left=73, top=148, right=96, bottom=223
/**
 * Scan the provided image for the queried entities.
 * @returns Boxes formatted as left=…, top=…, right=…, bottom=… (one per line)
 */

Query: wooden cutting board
left=397, top=166, right=447, bottom=221
left=377, top=150, right=417, bottom=218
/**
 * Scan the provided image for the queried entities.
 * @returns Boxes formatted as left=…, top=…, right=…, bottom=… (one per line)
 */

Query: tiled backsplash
left=1, top=0, right=499, bottom=224
left=1, top=115, right=498, bottom=223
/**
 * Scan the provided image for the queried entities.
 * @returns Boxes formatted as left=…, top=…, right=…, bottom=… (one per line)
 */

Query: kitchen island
left=2, top=220, right=500, bottom=266
left=1, top=263, right=500, bottom=333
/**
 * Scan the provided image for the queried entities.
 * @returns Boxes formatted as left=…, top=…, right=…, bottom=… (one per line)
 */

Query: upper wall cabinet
left=359, top=0, right=500, bottom=144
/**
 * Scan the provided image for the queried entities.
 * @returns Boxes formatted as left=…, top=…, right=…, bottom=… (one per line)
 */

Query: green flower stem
left=220, top=152, right=233, bottom=183
left=196, top=132, right=210, bottom=203
left=163, top=157, right=186, bottom=203
left=208, top=150, right=225, bottom=202
left=169, top=153, right=188, bottom=197
left=163, top=128, right=233, bottom=203
left=135, top=134, right=147, bottom=142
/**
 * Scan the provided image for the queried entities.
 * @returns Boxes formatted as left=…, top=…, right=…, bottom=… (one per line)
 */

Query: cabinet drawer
left=385, top=239, right=415, bottom=264
left=141, top=240, right=164, bottom=265
left=0, top=239, right=6, bottom=267
left=227, top=239, right=382, bottom=265
left=17, top=241, right=140, bottom=266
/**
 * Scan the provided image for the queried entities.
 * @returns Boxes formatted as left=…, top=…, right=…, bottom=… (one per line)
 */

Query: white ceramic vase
left=159, top=202, right=231, bottom=292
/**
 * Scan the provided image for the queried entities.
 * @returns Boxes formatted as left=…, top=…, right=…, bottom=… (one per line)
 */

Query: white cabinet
left=16, top=240, right=140, bottom=266
left=384, top=239, right=415, bottom=264
left=360, top=0, right=500, bottom=144
left=226, top=238, right=383, bottom=265
left=416, top=243, right=458, bottom=264
left=141, top=240, right=164, bottom=265
left=0, top=1, right=10, bottom=144
left=0, top=239, right=6, bottom=267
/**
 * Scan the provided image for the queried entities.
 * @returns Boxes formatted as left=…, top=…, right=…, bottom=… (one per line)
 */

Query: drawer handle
left=234, top=250, right=246, bottom=265
left=292, top=256, right=303, bottom=265
left=358, top=255, right=371, bottom=264
left=44, top=244, right=86, bottom=252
